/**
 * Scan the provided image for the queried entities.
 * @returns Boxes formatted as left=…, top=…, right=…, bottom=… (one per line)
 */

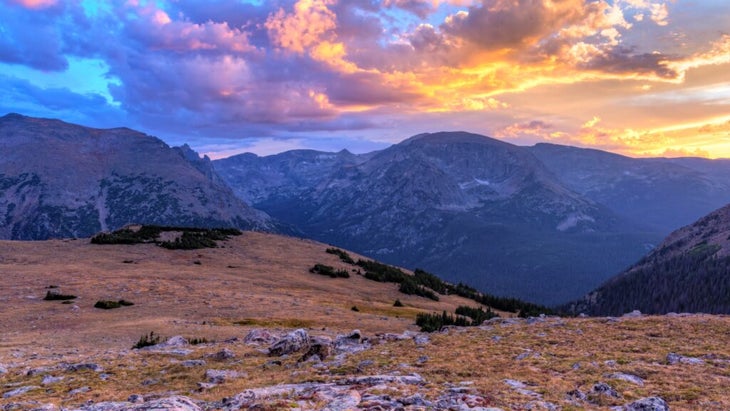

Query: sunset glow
left=1, top=0, right=728, bottom=158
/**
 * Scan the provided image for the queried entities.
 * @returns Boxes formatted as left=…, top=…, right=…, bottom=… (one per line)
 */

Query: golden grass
left=2, top=234, right=730, bottom=410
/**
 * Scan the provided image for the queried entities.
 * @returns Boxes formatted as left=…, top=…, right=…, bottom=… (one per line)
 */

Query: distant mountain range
left=0, top=113, right=274, bottom=239
left=5, top=113, right=730, bottom=306
left=567, top=202, right=730, bottom=315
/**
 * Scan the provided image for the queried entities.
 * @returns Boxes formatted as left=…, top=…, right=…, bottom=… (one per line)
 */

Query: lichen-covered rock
left=606, top=372, right=644, bottom=386
left=667, top=352, right=703, bottom=365
left=204, top=369, right=246, bottom=384
left=65, top=363, right=103, bottom=372
left=624, top=396, right=670, bottom=411
left=243, top=329, right=279, bottom=345
left=268, top=328, right=310, bottom=356
left=70, top=395, right=202, bottom=411
left=209, top=348, right=235, bottom=360
left=299, top=336, right=332, bottom=362
left=2, top=386, right=38, bottom=398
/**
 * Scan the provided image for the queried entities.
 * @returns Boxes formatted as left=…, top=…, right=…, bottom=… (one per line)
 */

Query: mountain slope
left=0, top=113, right=273, bottom=239
left=567, top=203, right=730, bottom=315
left=529, top=143, right=730, bottom=232
left=216, top=132, right=660, bottom=305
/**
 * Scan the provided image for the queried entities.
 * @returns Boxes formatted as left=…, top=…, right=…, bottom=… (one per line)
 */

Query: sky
left=1, top=0, right=729, bottom=159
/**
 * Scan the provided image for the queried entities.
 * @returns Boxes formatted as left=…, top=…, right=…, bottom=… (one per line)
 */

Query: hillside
left=216, top=131, right=661, bottom=305
left=1, top=233, right=730, bottom=410
left=567, top=203, right=730, bottom=316
left=0, top=114, right=273, bottom=239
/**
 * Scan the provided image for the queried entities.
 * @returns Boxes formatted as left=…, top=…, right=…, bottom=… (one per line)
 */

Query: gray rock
left=26, top=367, right=50, bottom=376
left=592, top=382, right=620, bottom=398
left=667, top=352, right=703, bottom=365
left=127, top=394, right=145, bottom=403
left=624, top=396, right=670, bottom=411
left=69, top=386, right=91, bottom=395
left=300, top=336, right=332, bottom=362
left=242, top=329, right=279, bottom=345
left=268, top=329, right=310, bottom=356
left=181, top=360, right=206, bottom=367
left=342, top=374, right=425, bottom=386
left=205, top=369, right=246, bottom=384
left=71, top=395, right=202, bottom=411
left=209, top=348, right=235, bottom=360
left=622, top=310, right=643, bottom=318
left=3, top=386, right=38, bottom=398
left=606, top=372, right=645, bottom=386
left=0, top=365, right=7, bottom=374
left=65, top=363, right=103, bottom=372
left=413, top=334, right=430, bottom=345
left=41, top=375, right=64, bottom=385
left=322, top=389, right=361, bottom=411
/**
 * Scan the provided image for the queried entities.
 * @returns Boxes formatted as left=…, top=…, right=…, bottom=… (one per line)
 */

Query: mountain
left=215, top=132, right=660, bottom=305
left=0, top=113, right=273, bottom=239
left=529, top=143, right=730, bottom=232
left=567, top=203, right=730, bottom=315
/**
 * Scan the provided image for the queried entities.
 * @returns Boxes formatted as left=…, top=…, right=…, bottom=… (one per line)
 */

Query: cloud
left=9, top=0, right=57, bottom=9
left=495, top=120, right=553, bottom=139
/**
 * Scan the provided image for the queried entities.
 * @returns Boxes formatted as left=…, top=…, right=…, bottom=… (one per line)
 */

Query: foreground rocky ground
left=3, top=313, right=730, bottom=410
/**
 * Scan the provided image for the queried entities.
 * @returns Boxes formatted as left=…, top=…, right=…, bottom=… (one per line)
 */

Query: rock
left=243, top=329, right=279, bottom=345
left=413, top=334, right=430, bottom=345
left=69, top=386, right=91, bottom=395
left=65, top=363, right=103, bottom=372
left=667, top=352, right=703, bottom=365
left=205, top=369, right=246, bottom=384
left=0, top=364, right=7, bottom=374
left=181, top=360, right=206, bottom=367
left=27, top=367, right=50, bottom=376
left=41, top=375, right=64, bottom=385
left=71, top=395, right=202, bottom=411
left=624, top=396, right=670, bottom=411
left=162, top=336, right=189, bottom=347
left=416, top=355, right=429, bottom=364
left=3, top=386, right=38, bottom=398
left=300, top=336, right=332, bottom=362
left=268, top=329, right=310, bottom=356
left=319, top=389, right=361, bottom=411
left=591, top=382, right=620, bottom=398
left=127, top=394, right=145, bottom=403
left=209, top=348, right=235, bottom=360
left=622, top=310, right=643, bottom=318
left=606, top=372, right=645, bottom=386
left=567, top=389, right=587, bottom=402
left=504, top=379, right=541, bottom=398
left=342, top=374, right=425, bottom=386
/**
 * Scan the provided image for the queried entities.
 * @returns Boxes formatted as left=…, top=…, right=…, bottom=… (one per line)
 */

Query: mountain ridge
left=0, top=113, right=275, bottom=239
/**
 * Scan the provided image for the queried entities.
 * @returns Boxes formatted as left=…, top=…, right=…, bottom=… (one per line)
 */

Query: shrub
left=43, top=291, right=77, bottom=301
left=455, top=305, right=498, bottom=323
left=91, top=225, right=242, bottom=249
left=309, top=263, right=349, bottom=278
left=399, top=278, right=439, bottom=301
left=187, top=337, right=209, bottom=345
left=94, top=299, right=134, bottom=309
left=94, top=300, right=122, bottom=309
left=415, top=311, right=472, bottom=332
left=326, top=248, right=355, bottom=264
left=133, top=331, right=161, bottom=349
left=393, top=299, right=404, bottom=307
left=351, top=305, right=360, bottom=312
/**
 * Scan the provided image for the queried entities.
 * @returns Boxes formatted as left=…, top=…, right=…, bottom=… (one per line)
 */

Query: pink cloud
left=10, top=0, right=57, bottom=9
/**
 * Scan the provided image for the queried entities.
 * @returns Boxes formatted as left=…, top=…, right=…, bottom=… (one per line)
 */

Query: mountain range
left=0, top=113, right=273, bottom=240
left=214, top=132, right=730, bottom=305
left=4, top=113, right=730, bottom=306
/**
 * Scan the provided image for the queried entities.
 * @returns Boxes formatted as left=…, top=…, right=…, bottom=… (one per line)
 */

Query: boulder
left=624, top=396, right=670, bottom=411
left=268, top=329, right=310, bottom=356
left=243, top=329, right=279, bottom=345
left=299, top=336, right=332, bottom=362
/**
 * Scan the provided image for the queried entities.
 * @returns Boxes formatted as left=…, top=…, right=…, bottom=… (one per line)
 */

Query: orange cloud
left=266, top=0, right=338, bottom=54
